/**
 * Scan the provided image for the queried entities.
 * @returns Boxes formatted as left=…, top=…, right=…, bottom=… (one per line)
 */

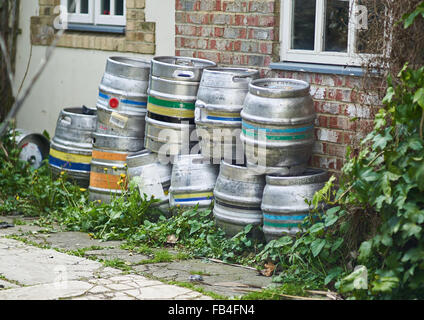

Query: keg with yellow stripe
left=88, top=132, right=144, bottom=203
left=169, top=154, right=219, bottom=209
left=49, top=107, right=97, bottom=187
left=145, top=56, right=216, bottom=156
left=127, top=150, right=172, bottom=211
left=195, top=68, right=259, bottom=164
left=240, top=79, right=315, bottom=175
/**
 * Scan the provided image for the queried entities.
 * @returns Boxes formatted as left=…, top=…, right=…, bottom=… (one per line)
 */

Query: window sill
left=270, top=62, right=364, bottom=77
left=67, top=23, right=126, bottom=34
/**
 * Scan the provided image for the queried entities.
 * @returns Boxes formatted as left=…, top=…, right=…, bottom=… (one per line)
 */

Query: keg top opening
left=249, top=78, right=310, bottom=98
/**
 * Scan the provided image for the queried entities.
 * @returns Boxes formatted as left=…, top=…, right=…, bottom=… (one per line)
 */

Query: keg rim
left=151, top=56, right=217, bottom=70
left=126, top=149, right=157, bottom=166
left=249, top=78, right=310, bottom=98
left=108, top=56, right=151, bottom=69
left=202, top=67, right=260, bottom=77
left=62, top=107, right=97, bottom=117
left=266, top=168, right=328, bottom=185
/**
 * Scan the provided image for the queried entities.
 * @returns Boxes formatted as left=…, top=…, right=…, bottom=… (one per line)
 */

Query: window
left=60, top=0, right=126, bottom=27
left=281, top=0, right=374, bottom=66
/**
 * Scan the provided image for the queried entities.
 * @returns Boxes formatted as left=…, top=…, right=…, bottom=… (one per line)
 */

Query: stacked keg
left=195, top=67, right=259, bottom=164
left=89, top=56, right=150, bottom=203
left=237, top=78, right=328, bottom=241
left=145, top=56, right=216, bottom=158
left=49, top=106, right=97, bottom=187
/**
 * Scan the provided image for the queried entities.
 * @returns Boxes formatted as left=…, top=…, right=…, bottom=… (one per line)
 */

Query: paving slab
left=0, top=237, right=211, bottom=300
left=140, top=259, right=272, bottom=298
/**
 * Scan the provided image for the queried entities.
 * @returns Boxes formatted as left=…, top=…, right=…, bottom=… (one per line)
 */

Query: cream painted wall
left=145, top=0, right=175, bottom=56
left=13, top=0, right=175, bottom=136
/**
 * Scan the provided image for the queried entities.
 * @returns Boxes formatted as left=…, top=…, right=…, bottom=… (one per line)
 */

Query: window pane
left=80, top=0, right=89, bottom=14
left=324, top=0, right=349, bottom=52
left=68, top=0, right=76, bottom=13
left=115, top=0, right=124, bottom=16
left=292, top=0, right=316, bottom=50
left=356, top=0, right=385, bottom=54
left=101, top=0, right=111, bottom=15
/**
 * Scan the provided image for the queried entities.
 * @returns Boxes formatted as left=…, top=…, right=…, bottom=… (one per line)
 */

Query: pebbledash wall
left=175, top=0, right=380, bottom=176
left=14, top=0, right=175, bottom=135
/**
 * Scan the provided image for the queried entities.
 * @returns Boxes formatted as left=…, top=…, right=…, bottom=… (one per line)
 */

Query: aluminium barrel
left=261, top=168, right=328, bottom=241
left=49, top=107, right=97, bottom=187
left=145, top=56, right=216, bottom=156
left=169, top=154, right=219, bottom=208
left=213, top=160, right=265, bottom=238
left=195, top=67, right=259, bottom=164
left=96, top=56, right=150, bottom=138
left=88, top=131, right=144, bottom=203
left=126, top=149, right=172, bottom=210
left=240, top=78, right=315, bottom=175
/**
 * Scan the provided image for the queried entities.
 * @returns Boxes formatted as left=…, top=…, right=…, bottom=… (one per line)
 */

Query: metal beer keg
left=145, top=56, right=216, bottom=156
left=169, top=154, right=219, bottom=208
left=261, top=169, right=328, bottom=241
left=195, top=67, right=259, bottom=164
left=213, top=160, right=265, bottom=238
left=240, top=78, right=315, bottom=175
left=49, top=107, right=97, bottom=187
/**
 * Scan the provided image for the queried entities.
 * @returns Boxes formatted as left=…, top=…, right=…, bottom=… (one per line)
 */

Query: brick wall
left=175, top=0, right=280, bottom=76
left=175, top=0, right=380, bottom=177
left=31, top=0, right=155, bottom=54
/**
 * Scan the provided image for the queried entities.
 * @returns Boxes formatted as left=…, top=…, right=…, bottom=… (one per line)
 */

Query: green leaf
left=310, top=238, right=326, bottom=257
left=358, top=240, right=372, bottom=262
left=371, top=277, right=399, bottom=293
left=413, top=88, right=424, bottom=109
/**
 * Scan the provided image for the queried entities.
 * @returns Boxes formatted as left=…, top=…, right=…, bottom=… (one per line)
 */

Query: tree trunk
left=0, top=0, right=20, bottom=123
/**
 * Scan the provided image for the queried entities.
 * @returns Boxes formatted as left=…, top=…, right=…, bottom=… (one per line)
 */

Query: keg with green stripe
left=240, top=78, right=315, bottom=175
left=126, top=150, right=172, bottom=211
left=213, top=160, right=265, bottom=238
left=96, top=56, right=150, bottom=138
left=49, top=107, right=97, bottom=187
left=261, top=169, right=328, bottom=241
left=145, top=56, right=216, bottom=156
left=169, top=154, right=219, bottom=208
left=195, top=67, right=259, bottom=164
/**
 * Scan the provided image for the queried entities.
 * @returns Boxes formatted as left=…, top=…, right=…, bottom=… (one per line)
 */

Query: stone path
left=0, top=215, right=273, bottom=300
left=0, top=237, right=211, bottom=300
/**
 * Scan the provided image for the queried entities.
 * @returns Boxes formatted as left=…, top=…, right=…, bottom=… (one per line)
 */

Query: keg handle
left=232, top=75, right=254, bottom=83
left=60, top=115, right=72, bottom=126
left=173, top=70, right=195, bottom=79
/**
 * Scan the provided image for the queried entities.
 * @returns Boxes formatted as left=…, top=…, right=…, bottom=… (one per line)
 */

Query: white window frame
left=60, top=0, right=126, bottom=27
left=61, top=0, right=94, bottom=24
left=281, top=0, right=374, bottom=66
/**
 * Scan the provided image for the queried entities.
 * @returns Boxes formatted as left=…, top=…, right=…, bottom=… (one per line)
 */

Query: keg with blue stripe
left=240, top=78, right=315, bottom=175
left=126, top=149, right=172, bottom=211
left=96, top=56, right=150, bottom=138
left=49, top=107, right=97, bottom=187
left=195, top=67, right=259, bottom=164
left=213, top=160, right=265, bottom=238
left=169, top=154, right=219, bottom=208
left=145, top=56, right=216, bottom=156
left=261, top=169, right=328, bottom=241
